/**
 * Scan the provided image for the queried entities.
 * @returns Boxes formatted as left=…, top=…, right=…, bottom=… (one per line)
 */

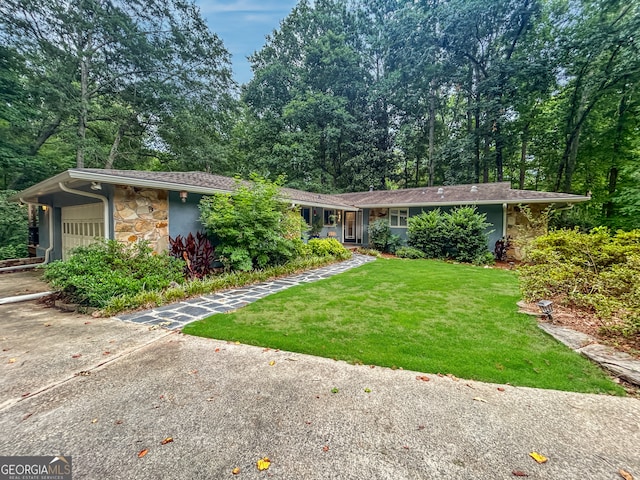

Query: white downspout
left=0, top=199, right=55, bottom=272
left=58, top=182, right=110, bottom=240
left=502, top=203, right=508, bottom=238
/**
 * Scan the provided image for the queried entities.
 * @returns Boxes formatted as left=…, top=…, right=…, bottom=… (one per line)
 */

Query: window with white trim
left=389, top=208, right=408, bottom=227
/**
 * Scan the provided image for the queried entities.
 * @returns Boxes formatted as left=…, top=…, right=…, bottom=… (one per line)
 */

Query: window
left=324, top=209, right=336, bottom=226
left=390, top=208, right=408, bottom=227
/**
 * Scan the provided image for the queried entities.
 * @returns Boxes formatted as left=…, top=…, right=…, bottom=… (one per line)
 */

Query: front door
left=344, top=211, right=356, bottom=242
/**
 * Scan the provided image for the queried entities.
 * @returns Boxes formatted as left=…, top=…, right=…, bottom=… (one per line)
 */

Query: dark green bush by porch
left=43, top=240, right=184, bottom=307
left=368, top=219, right=402, bottom=253
left=408, top=206, right=492, bottom=264
left=0, top=190, right=28, bottom=260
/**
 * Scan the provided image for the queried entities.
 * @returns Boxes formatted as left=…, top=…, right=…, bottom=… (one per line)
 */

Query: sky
left=194, top=0, right=300, bottom=85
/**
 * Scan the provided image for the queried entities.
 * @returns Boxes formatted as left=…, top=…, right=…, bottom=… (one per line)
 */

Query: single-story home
left=10, top=168, right=590, bottom=263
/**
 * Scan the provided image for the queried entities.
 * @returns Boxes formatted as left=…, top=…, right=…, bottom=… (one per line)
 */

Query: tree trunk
left=603, top=91, right=628, bottom=218
left=427, top=81, right=436, bottom=187
left=77, top=54, right=89, bottom=168
left=519, top=122, right=529, bottom=189
left=494, top=120, right=503, bottom=182
left=105, top=124, right=125, bottom=169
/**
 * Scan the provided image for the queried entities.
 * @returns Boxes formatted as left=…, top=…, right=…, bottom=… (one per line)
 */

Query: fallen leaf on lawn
left=8, top=358, right=16, bottom=364
left=497, top=387, right=506, bottom=392
left=416, top=375, right=430, bottom=382
left=619, top=469, right=634, bottom=480
left=71, top=354, right=82, bottom=358
left=160, top=437, right=173, bottom=445
left=256, top=457, right=271, bottom=471
left=269, top=360, right=275, bottom=366
left=473, top=397, right=487, bottom=403
left=322, top=446, right=329, bottom=452
left=529, top=452, right=547, bottom=464
left=232, top=467, right=241, bottom=475
left=137, top=449, right=149, bottom=458
left=512, top=470, right=529, bottom=477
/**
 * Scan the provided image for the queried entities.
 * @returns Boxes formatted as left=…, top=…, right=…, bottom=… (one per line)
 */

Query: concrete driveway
left=1, top=286, right=639, bottom=478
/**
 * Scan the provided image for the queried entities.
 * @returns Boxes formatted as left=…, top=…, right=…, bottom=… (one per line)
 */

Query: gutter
left=0, top=199, right=54, bottom=273
left=59, top=182, right=110, bottom=240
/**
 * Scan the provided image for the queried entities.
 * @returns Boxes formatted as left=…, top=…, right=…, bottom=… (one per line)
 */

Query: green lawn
left=183, top=258, right=624, bottom=395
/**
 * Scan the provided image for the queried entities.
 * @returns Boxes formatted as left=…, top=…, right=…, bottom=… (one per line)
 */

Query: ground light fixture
left=179, top=191, right=188, bottom=203
left=537, top=300, right=553, bottom=320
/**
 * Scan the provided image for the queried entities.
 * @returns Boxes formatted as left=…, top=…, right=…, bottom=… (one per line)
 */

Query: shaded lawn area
left=183, top=258, right=624, bottom=395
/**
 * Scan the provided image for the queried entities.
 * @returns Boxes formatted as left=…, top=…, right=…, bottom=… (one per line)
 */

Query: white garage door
left=61, top=203, right=105, bottom=260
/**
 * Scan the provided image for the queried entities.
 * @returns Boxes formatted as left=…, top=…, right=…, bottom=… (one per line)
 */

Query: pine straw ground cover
left=183, top=258, right=624, bottom=395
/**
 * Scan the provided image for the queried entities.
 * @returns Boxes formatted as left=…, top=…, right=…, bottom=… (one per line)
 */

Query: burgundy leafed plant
left=169, top=232, right=216, bottom=279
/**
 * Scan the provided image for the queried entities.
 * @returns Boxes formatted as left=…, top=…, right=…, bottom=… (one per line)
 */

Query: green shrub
left=519, top=227, right=640, bottom=338
left=306, top=238, right=351, bottom=259
left=408, top=207, right=492, bottom=263
left=43, top=240, right=184, bottom=307
left=395, top=246, right=427, bottom=259
left=199, top=174, right=303, bottom=271
left=368, top=219, right=402, bottom=253
left=407, top=209, right=446, bottom=258
left=0, top=190, right=28, bottom=260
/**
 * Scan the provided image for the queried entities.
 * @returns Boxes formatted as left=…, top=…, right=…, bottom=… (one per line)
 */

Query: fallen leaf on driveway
left=232, top=467, right=240, bottom=475
left=44, top=323, right=51, bottom=327
left=71, top=354, right=82, bottom=358
left=416, top=375, right=430, bottom=382
left=322, top=446, right=329, bottom=452
left=256, top=457, right=271, bottom=471
left=619, top=469, right=634, bottom=480
left=8, top=358, right=16, bottom=364
left=137, top=449, right=149, bottom=458
left=160, top=437, right=173, bottom=445
left=91, top=418, right=98, bottom=424
left=214, top=348, right=220, bottom=353
left=497, top=387, right=506, bottom=392
left=512, top=470, right=528, bottom=476
left=364, top=388, right=371, bottom=393
left=529, top=452, right=547, bottom=464
left=103, top=351, right=111, bottom=355
left=269, top=360, right=276, bottom=366
left=473, top=397, right=488, bottom=403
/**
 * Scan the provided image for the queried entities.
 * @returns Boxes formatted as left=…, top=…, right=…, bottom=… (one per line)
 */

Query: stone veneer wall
left=506, top=204, right=549, bottom=260
left=113, top=186, right=169, bottom=253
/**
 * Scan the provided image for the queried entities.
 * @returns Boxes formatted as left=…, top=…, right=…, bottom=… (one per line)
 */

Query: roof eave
left=351, top=196, right=590, bottom=209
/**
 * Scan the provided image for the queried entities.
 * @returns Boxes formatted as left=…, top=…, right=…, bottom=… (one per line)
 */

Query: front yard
left=183, top=258, right=624, bottom=395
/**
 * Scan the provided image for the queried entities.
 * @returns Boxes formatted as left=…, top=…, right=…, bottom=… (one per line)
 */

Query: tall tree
left=0, top=0, right=234, bottom=175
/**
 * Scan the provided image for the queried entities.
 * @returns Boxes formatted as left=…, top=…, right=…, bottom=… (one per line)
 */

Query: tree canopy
left=1, top=0, right=639, bottom=231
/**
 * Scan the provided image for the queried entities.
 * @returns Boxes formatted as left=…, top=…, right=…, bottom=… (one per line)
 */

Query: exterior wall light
left=537, top=300, right=553, bottom=320
left=179, top=191, right=188, bottom=203
left=41, top=205, right=48, bottom=211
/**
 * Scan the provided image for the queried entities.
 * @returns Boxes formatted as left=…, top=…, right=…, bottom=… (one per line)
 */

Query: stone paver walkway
left=113, top=254, right=375, bottom=330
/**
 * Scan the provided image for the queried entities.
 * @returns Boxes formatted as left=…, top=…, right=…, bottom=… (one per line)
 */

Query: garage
left=61, top=203, right=105, bottom=260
